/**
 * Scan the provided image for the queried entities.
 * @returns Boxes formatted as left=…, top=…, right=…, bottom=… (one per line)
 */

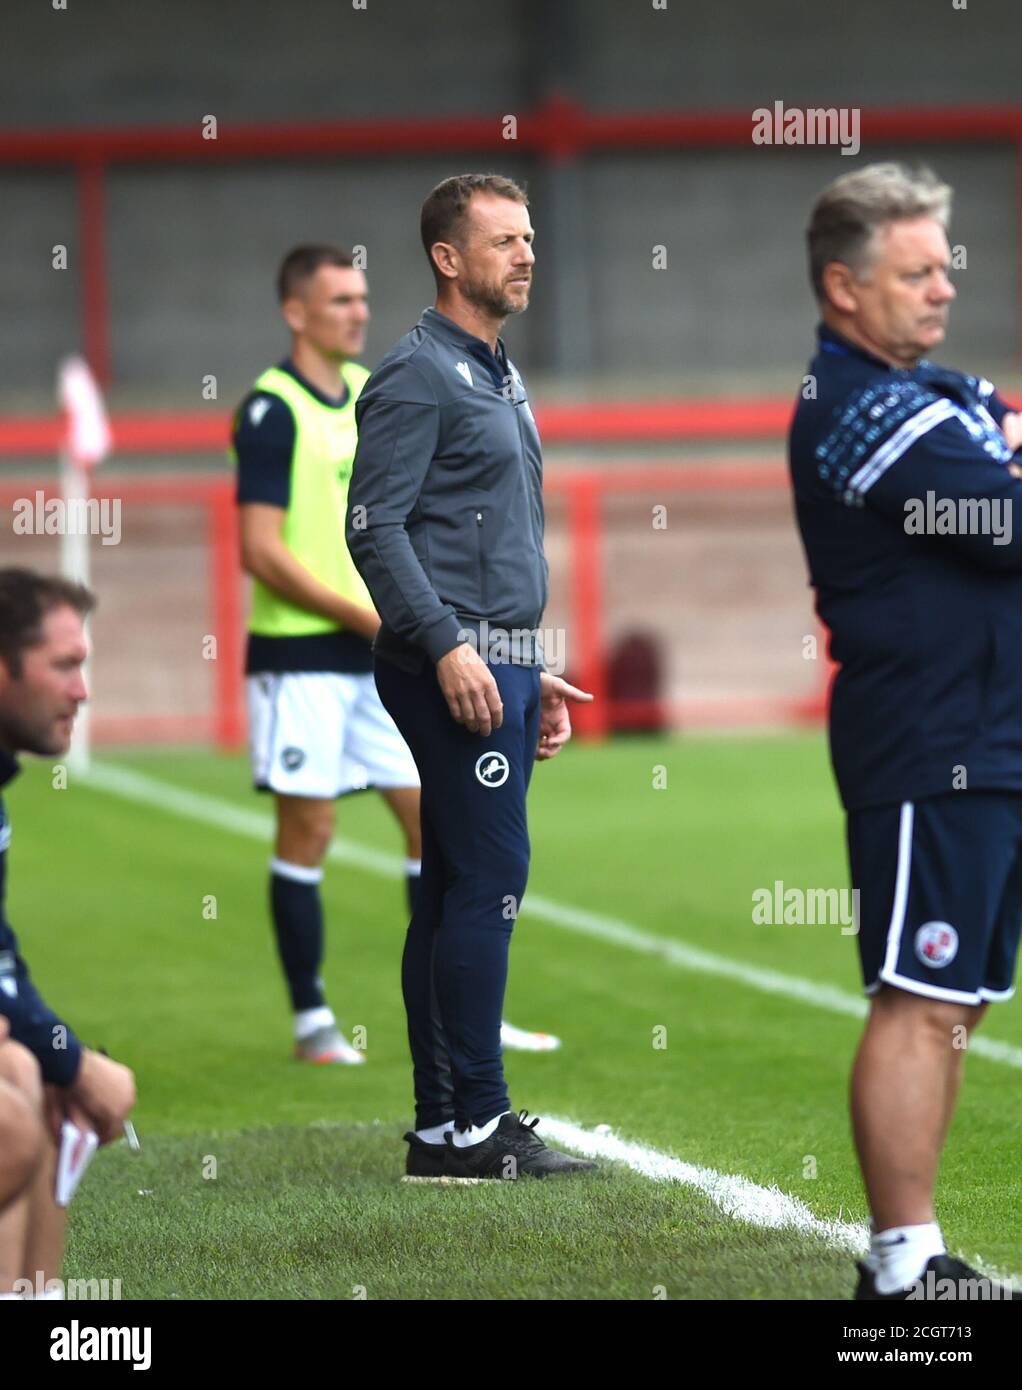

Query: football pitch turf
left=9, top=731, right=1022, bottom=1300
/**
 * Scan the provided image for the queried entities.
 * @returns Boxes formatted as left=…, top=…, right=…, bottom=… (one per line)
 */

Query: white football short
left=247, top=670, right=420, bottom=798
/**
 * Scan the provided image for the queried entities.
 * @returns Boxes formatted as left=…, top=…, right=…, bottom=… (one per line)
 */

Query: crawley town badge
left=914, top=921, right=959, bottom=969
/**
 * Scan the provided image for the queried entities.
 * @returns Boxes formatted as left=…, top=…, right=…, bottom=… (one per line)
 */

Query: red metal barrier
left=3, top=98, right=1021, bottom=385
left=0, top=462, right=829, bottom=746
left=0, top=475, right=244, bottom=749
left=0, top=398, right=795, bottom=457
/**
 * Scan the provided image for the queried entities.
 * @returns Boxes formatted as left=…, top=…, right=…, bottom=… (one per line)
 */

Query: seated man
left=0, top=570, right=136, bottom=1297
left=0, top=1018, right=47, bottom=1298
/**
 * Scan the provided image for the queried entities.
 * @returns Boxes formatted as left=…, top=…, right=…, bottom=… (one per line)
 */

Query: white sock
left=873, top=1222, right=945, bottom=1294
left=415, top=1121, right=454, bottom=1145
left=452, top=1111, right=509, bottom=1148
left=294, top=1005, right=335, bottom=1040
left=0, top=1292, right=24, bottom=1300
left=270, top=857, right=324, bottom=885
left=404, top=857, right=422, bottom=877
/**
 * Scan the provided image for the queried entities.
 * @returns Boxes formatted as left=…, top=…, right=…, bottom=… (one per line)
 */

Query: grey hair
left=807, top=162, right=952, bottom=302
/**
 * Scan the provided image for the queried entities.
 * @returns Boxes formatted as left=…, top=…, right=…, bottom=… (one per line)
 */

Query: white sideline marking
left=76, top=763, right=1022, bottom=1286
left=142, top=1114, right=1019, bottom=1287
left=82, top=761, right=1022, bottom=1072
left=540, top=1116, right=867, bottom=1254
left=540, top=1118, right=1020, bottom=1287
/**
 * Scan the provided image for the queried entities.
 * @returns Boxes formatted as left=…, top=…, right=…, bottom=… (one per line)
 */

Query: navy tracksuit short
left=848, top=791, right=1022, bottom=1005
left=374, top=654, right=541, bottom=1130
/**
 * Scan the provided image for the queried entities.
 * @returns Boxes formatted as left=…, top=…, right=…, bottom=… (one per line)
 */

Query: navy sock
left=270, top=859, right=325, bottom=1012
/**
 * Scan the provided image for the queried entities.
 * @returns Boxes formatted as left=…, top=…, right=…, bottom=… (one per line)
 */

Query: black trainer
left=442, top=1110, right=599, bottom=1181
left=855, top=1253, right=1022, bottom=1300
left=401, top=1130, right=448, bottom=1182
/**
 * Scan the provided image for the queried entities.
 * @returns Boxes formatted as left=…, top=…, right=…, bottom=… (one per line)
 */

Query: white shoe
left=500, top=1020, right=562, bottom=1052
left=294, top=1024, right=365, bottom=1065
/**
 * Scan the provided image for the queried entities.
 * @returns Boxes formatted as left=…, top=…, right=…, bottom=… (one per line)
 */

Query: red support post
left=1018, top=137, right=1022, bottom=363
left=209, top=482, right=245, bottom=750
left=78, top=159, right=110, bottom=387
left=564, top=474, right=610, bottom=739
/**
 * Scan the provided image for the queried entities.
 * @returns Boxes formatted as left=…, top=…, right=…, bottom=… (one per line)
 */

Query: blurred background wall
left=2, top=0, right=1020, bottom=403
left=1, top=0, right=1020, bottom=743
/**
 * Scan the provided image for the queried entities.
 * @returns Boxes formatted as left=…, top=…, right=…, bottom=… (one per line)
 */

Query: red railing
left=0, top=398, right=795, bottom=457
left=0, top=475, right=244, bottom=748
left=0, top=461, right=828, bottom=746
left=3, top=98, right=1022, bottom=383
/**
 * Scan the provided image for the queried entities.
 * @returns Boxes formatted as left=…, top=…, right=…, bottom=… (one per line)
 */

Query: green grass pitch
left=7, top=732, right=1022, bottom=1299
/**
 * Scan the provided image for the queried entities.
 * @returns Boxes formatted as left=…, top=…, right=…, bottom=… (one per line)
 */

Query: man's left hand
left=536, top=673, right=593, bottom=760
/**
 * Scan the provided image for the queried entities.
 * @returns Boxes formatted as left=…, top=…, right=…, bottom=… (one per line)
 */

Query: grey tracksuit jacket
left=345, top=306, right=548, bottom=672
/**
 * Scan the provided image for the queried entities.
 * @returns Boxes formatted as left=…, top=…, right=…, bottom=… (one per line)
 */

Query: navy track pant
left=374, top=654, right=541, bottom=1129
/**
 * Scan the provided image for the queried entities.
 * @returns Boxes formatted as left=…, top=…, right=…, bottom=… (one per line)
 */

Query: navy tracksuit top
left=789, top=323, right=1022, bottom=811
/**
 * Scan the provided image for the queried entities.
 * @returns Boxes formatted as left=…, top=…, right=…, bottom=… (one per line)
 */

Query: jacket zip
left=512, top=398, right=545, bottom=609
left=475, top=509, right=487, bottom=608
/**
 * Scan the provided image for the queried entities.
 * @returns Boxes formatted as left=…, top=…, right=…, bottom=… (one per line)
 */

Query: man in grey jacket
left=346, top=173, right=595, bottom=1181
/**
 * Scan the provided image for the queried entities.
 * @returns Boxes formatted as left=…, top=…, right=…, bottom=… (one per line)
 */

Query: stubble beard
left=461, top=273, right=526, bottom=321
left=0, top=706, right=69, bottom=758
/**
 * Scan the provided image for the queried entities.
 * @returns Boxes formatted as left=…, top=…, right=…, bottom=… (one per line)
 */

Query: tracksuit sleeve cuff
left=420, top=611, right=467, bottom=664
left=42, top=1034, right=83, bottom=1087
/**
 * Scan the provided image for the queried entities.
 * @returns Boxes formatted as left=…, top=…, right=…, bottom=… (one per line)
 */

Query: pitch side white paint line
left=82, top=762, right=1022, bottom=1072
left=77, top=762, right=1022, bottom=1286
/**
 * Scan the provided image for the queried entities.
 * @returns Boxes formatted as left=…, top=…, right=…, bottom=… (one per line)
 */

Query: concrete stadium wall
left=2, top=0, right=1020, bottom=402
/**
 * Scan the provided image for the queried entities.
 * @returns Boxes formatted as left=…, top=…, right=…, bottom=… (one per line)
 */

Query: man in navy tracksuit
left=347, top=174, right=596, bottom=1181
left=0, top=570, right=135, bottom=1295
left=790, top=163, right=1022, bottom=1300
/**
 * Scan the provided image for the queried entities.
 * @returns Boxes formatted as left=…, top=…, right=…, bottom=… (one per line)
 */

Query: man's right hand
left=436, top=643, right=504, bottom=735
left=64, top=1049, right=136, bottom=1146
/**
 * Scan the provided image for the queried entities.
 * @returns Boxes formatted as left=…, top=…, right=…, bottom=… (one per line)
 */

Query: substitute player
left=0, top=570, right=136, bottom=1295
left=790, top=163, right=1022, bottom=1299
left=234, top=245, right=419, bottom=1064
left=347, top=175, right=594, bottom=1179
